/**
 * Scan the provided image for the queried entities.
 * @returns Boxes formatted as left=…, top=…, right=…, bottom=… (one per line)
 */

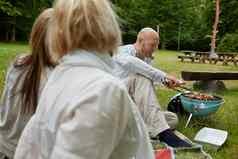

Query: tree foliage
left=0, top=0, right=237, bottom=52
left=113, top=0, right=216, bottom=51
left=0, top=0, right=22, bottom=16
left=0, top=0, right=52, bottom=40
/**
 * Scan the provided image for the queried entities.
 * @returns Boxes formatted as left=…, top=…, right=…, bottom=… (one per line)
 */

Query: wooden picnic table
left=194, top=52, right=209, bottom=63
left=178, top=51, right=238, bottom=66
left=206, top=53, right=238, bottom=65
left=178, top=50, right=199, bottom=62
left=181, top=50, right=196, bottom=56
left=216, top=53, right=237, bottom=65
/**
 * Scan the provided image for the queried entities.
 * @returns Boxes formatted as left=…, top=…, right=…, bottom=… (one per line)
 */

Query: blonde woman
left=0, top=9, right=55, bottom=159
left=14, top=0, right=154, bottom=159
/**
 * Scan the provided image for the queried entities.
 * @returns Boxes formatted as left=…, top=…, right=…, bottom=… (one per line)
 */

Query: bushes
left=122, top=31, right=137, bottom=45
left=218, top=33, right=238, bottom=52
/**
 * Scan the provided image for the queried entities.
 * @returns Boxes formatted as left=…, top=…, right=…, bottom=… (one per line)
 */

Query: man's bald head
left=135, top=27, right=159, bottom=58
left=137, top=27, right=159, bottom=43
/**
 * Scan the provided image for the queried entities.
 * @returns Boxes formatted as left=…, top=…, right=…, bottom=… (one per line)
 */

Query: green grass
left=154, top=50, right=238, bottom=159
left=0, top=43, right=237, bottom=158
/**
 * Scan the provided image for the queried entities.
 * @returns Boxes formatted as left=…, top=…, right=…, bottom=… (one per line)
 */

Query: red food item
left=186, top=93, right=214, bottom=100
left=155, top=149, right=173, bottom=159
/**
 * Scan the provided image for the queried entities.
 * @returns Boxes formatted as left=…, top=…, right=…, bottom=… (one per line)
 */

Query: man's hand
left=164, top=75, right=185, bottom=88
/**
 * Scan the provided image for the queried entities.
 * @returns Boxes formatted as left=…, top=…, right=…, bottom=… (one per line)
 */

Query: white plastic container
left=194, top=127, right=228, bottom=148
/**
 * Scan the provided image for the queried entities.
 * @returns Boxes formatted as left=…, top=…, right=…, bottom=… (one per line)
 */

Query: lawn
left=0, top=43, right=237, bottom=159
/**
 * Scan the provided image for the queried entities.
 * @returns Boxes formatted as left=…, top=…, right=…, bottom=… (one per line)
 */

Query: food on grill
left=185, top=93, right=215, bottom=100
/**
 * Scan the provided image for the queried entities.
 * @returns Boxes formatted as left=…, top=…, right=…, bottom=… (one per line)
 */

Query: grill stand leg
left=185, top=113, right=193, bottom=128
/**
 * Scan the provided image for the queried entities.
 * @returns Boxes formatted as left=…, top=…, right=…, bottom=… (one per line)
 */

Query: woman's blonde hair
left=49, top=0, right=121, bottom=58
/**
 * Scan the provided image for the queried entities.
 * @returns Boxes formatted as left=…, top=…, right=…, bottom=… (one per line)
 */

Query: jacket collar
left=59, top=50, right=115, bottom=74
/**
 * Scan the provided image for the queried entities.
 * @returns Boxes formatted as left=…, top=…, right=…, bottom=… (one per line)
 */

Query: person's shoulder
left=2, top=65, right=22, bottom=92
left=6, top=62, right=23, bottom=81
left=88, top=70, right=127, bottom=95
left=115, top=44, right=135, bottom=57
left=118, top=44, right=134, bottom=52
left=59, top=65, right=126, bottom=93
left=7, top=53, right=30, bottom=74
left=4, top=54, right=30, bottom=86
left=13, top=54, right=30, bottom=66
left=101, top=71, right=126, bottom=87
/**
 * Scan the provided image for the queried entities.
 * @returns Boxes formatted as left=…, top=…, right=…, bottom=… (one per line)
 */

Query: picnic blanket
left=152, top=131, right=212, bottom=159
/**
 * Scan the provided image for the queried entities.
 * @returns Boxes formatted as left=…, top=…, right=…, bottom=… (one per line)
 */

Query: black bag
left=167, top=93, right=187, bottom=115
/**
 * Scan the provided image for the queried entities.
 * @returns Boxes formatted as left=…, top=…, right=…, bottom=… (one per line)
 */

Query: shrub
left=217, top=33, right=238, bottom=52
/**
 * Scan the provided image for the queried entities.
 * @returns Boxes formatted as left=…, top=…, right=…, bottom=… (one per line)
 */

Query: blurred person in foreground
left=0, top=8, right=55, bottom=159
left=14, top=0, right=155, bottom=159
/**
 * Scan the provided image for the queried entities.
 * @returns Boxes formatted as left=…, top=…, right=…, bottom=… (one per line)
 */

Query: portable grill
left=170, top=86, right=224, bottom=127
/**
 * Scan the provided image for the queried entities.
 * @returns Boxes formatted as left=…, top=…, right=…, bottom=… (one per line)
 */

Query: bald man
left=113, top=27, right=191, bottom=148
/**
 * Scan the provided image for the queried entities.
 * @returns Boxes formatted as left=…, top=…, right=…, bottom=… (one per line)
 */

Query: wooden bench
left=181, top=71, right=238, bottom=92
left=182, top=71, right=238, bottom=81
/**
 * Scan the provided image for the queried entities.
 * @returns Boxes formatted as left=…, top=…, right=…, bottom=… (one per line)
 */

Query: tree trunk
left=11, top=18, right=16, bottom=42
left=210, top=0, right=220, bottom=58
left=11, top=24, right=16, bottom=42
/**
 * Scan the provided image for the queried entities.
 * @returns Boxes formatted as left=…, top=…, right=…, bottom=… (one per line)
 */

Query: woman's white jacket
left=14, top=50, right=154, bottom=159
